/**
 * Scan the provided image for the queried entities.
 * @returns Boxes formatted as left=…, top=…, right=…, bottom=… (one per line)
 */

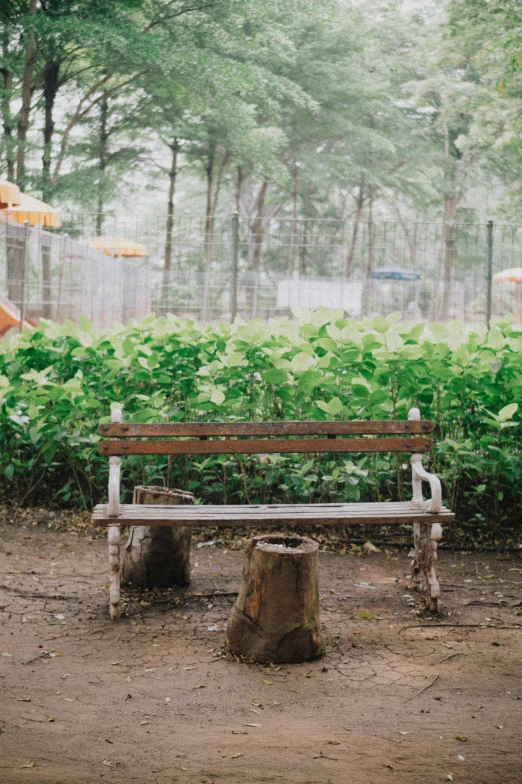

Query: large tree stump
left=227, top=534, right=322, bottom=663
left=121, top=486, right=194, bottom=589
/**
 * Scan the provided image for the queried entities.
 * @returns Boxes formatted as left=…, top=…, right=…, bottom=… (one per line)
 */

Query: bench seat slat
left=99, top=420, right=434, bottom=438
left=98, top=436, right=434, bottom=456
left=92, top=501, right=454, bottom=527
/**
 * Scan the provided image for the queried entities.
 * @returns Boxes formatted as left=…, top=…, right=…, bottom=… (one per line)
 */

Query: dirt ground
left=1, top=522, right=522, bottom=784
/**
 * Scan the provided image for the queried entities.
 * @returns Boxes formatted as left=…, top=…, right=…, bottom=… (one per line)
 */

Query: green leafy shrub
left=1, top=309, right=521, bottom=536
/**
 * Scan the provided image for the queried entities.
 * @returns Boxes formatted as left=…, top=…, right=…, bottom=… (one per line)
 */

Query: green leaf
left=261, top=368, right=290, bottom=385
left=498, top=403, right=518, bottom=422
left=316, top=397, right=343, bottom=416
left=291, top=352, right=315, bottom=373
left=210, top=389, right=225, bottom=406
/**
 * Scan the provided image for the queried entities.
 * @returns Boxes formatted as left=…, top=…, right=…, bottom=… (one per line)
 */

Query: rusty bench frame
left=92, top=406, right=454, bottom=619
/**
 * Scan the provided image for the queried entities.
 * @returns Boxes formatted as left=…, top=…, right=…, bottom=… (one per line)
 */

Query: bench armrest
left=107, top=409, right=123, bottom=517
left=411, top=454, right=442, bottom=513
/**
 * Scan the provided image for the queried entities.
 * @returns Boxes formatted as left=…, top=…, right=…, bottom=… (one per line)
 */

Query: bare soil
left=1, top=522, right=522, bottom=784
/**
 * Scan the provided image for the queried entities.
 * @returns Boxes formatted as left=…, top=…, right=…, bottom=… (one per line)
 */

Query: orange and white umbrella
left=492, top=268, right=522, bottom=283
left=87, top=236, right=148, bottom=257
left=3, top=192, right=61, bottom=227
left=0, top=179, right=21, bottom=209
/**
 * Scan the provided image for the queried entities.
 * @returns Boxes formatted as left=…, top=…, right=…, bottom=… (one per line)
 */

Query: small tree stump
left=227, top=534, right=322, bottom=663
left=121, top=486, right=194, bottom=589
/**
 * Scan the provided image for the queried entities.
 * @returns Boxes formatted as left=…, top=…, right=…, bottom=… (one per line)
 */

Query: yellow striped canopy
left=492, top=268, right=522, bottom=283
left=3, top=192, right=61, bottom=227
left=0, top=179, right=21, bottom=209
left=87, top=236, right=148, bottom=257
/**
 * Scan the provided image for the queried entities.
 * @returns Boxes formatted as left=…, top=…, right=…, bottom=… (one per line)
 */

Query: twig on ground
left=403, top=674, right=439, bottom=702
left=401, top=624, right=522, bottom=630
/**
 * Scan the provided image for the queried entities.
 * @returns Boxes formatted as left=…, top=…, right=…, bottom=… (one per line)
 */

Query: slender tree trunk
left=96, top=94, right=109, bottom=236
left=162, top=138, right=179, bottom=308
left=432, top=123, right=460, bottom=321
left=201, top=144, right=215, bottom=320
left=248, top=180, right=269, bottom=272
left=440, top=194, right=457, bottom=321
left=299, top=181, right=312, bottom=275
left=41, top=231, right=52, bottom=319
left=361, top=185, right=375, bottom=318
left=16, top=0, right=37, bottom=189
left=201, top=148, right=230, bottom=320
left=41, top=61, right=60, bottom=203
left=289, top=160, right=298, bottom=275
left=235, top=165, right=244, bottom=213
left=345, top=177, right=365, bottom=278
left=1, top=28, right=15, bottom=182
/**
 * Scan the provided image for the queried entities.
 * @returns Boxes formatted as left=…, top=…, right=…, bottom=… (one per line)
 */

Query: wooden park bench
left=92, top=407, right=454, bottom=620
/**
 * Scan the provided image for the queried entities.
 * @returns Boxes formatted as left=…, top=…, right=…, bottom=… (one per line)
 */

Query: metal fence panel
left=1, top=214, right=522, bottom=329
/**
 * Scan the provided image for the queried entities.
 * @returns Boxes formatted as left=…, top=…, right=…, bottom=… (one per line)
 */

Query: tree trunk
left=235, top=165, right=244, bottom=213
left=41, top=61, right=60, bottom=203
left=121, top=486, right=194, bottom=589
left=41, top=231, right=52, bottom=319
left=201, top=144, right=215, bottom=320
left=248, top=180, right=269, bottom=272
left=96, top=93, right=109, bottom=237
left=289, top=160, right=298, bottom=275
left=345, top=177, right=365, bottom=278
left=227, top=534, right=322, bottom=663
left=163, top=138, right=179, bottom=308
left=361, top=185, right=375, bottom=318
left=16, top=0, right=37, bottom=189
left=6, top=228, right=25, bottom=308
left=1, top=28, right=15, bottom=182
left=299, top=181, right=312, bottom=275
left=440, top=194, right=457, bottom=321
left=201, top=147, right=230, bottom=320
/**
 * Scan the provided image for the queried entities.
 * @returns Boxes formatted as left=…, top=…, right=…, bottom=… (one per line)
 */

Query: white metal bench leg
left=108, top=526, right=121, bottom=620
left=107, top=409, right=123, bottom=621
left=408, top=407, right=442, bottom=611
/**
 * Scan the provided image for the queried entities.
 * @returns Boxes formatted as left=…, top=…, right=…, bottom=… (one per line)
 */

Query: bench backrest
left=98, top=419, right=434, bottom=456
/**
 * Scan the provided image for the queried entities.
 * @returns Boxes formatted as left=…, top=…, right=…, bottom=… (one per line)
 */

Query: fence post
left=485, top=219, right=493, bottom=329
left=19, top=221, right=30, bottom=331
left=230, top=211, right=239, bottom=322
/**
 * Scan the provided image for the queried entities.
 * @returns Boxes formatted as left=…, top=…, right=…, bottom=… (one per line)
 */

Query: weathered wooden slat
left=92, top=501, right=454, bottom=527
left=98, top=436, right=434, bottom=456
left=95, top=501, right=428, bottom=515
left=98, top=420, right=434, bottom=438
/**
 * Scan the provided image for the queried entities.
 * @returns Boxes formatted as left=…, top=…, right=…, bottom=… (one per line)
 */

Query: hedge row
left=1, top=310, right=520, bottom=537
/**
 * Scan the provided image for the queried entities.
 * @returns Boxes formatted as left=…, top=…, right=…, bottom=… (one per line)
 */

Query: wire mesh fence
left=1, top=213, right=522, bottom=331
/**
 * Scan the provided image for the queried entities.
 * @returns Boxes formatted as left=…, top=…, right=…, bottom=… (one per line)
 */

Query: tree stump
left=227, top=534, right=322, bottom=663
left=121, top=486, right=194, bottom=589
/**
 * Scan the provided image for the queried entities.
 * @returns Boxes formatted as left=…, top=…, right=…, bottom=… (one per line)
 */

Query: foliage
left=1, top=311, right=521, bottom=538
